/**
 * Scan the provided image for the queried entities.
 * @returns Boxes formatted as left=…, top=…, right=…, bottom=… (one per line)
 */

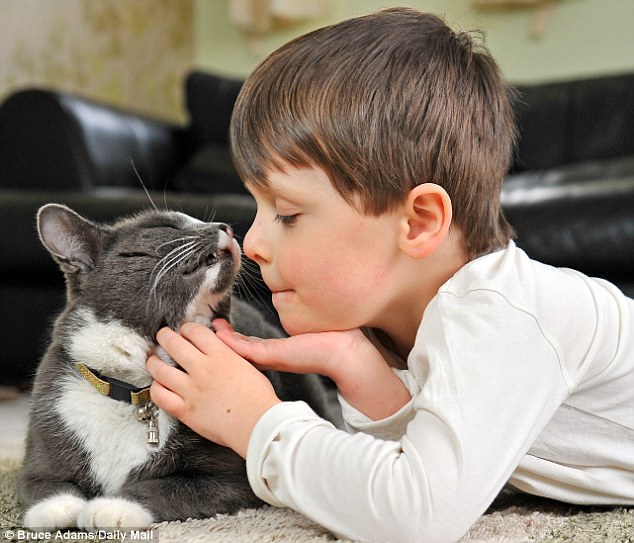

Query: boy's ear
left=398, top=183, right=452, bottom=259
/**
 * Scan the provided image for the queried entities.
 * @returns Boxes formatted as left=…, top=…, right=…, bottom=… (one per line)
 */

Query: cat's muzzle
left=183, top=248, right=233, bottom=277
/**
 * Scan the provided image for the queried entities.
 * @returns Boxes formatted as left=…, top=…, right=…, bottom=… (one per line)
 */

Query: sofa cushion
left=569, top=75, right=634, bottom=164
left=0, top=89, right=189, bottom=191
left=502, top=156, right=634, bottom=280
left=172, top=143, right=247, bottom=194
left=185, top=71, right=243, bottom=145
left=511, top=73, right=634, bottom=172
left=511, top=83, right=569, bottom=172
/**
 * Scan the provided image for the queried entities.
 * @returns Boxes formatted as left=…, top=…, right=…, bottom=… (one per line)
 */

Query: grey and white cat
left=19, top=204, right=333, bottom=530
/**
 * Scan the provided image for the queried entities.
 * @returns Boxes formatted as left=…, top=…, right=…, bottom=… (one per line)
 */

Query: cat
left=19, top=204, right=334, bottom=530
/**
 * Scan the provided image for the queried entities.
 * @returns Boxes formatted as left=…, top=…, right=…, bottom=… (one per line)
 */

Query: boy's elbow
left=340, top=500, right=477, bottom=543
left=375, top=516, right=473, bottom=543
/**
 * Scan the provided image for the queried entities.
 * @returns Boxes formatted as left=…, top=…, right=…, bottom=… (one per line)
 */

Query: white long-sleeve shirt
left=246, top=242, right=634, bottom=542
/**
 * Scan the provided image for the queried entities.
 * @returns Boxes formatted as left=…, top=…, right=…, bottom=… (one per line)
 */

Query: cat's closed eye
left=118, top=252, right=152, bottom=258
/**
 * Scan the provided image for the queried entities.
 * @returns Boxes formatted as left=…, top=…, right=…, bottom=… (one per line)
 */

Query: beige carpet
left=1, top=459, right=632, bottom=543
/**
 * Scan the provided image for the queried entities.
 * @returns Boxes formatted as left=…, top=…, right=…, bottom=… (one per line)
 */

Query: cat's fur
left=19, top=204, right=333, bottom=530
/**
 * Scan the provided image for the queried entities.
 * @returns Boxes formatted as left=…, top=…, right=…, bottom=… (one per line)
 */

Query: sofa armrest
left=502, top=157, right=634, bottom=287
left=0, top=188, right=257, bottom=276
left=0, top=89, right=193, bottom=191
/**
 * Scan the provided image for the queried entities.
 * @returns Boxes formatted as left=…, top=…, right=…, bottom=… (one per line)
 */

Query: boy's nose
left=243, top=221, right=268, bottom=265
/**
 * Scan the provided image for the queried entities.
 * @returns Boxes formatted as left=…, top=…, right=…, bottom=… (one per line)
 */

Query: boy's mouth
left=270, top=286, right=292, bottom=295
left=271, top=290, right=294, bottom=305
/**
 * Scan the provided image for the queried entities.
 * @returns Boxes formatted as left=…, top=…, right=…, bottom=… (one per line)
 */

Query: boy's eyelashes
left=274, top=214, right=299, bottom=226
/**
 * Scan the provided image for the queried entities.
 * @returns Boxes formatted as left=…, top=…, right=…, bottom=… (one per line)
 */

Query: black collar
left=76, top=363, right=151, bottom=405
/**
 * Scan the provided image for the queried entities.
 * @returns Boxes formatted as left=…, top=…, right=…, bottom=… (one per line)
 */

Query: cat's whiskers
left=205, top=208, right=218, bottom=224
left=148, top=247, right=202, bottom=315
left=128, top=157, right=159, bottom=212
left=148, top=240, right=202, bottom=309
left=156, top=236, right=199, bottom=252
left=235, top=257, right=277, bottom=321
left=150, top=240, right=200, bottom=290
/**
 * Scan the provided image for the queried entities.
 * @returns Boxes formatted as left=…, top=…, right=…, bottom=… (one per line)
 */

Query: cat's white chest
left=56, top=309, right=176, bottom=495
left=56, top=377, right=175, bottom=495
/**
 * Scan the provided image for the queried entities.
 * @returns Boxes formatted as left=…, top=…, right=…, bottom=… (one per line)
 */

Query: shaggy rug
left=1, top=459, right=632, bottom=542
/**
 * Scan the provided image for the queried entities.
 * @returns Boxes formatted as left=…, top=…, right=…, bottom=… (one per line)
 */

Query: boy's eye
left=274, top=214, right=299, bottom=226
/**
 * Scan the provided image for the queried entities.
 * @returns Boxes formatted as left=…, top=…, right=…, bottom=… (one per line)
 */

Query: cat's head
left=37, top=204, right=241, bottom=340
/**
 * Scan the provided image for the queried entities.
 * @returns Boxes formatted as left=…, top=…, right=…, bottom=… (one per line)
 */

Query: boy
left=146, top=8, right=634, bottom=542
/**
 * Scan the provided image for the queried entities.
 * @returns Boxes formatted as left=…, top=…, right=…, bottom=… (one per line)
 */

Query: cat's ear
left=37, top=204, right=102, bottom=273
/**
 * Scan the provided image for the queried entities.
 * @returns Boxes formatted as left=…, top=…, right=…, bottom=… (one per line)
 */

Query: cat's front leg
left=19, top=466, right=88, bottom=530
left=77, top=497, right=154, bottom=530
left=23, top=493, right=87, bottom=530
left=119, top=474, right=263, bottom=521
left=24, top=495, right=154, bottom=531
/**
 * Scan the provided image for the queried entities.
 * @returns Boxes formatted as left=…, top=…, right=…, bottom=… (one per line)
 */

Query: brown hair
left=230, top=7, right=516, bottom=259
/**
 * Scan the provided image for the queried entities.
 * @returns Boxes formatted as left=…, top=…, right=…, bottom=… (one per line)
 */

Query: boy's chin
left=280, top=320, right=317, bottom=337
left=278, top=312, right=318, bottom=336
left=279, top=313, right=348, bottom=336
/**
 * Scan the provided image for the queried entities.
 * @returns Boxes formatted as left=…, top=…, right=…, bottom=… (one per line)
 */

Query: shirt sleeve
left=338, top=368, right=421, bottom=441
left=246, top=291, right=571, bottom=542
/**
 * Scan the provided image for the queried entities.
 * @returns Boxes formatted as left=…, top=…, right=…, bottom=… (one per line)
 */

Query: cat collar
left=76, top=363, right=152, bottom=405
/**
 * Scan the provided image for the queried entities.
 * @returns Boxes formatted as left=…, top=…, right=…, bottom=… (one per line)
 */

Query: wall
left=0, top=0, right=193, bottom=122
left=194, top=0, right=634, bottom=84
left=1, top=0, right=631, bottom=122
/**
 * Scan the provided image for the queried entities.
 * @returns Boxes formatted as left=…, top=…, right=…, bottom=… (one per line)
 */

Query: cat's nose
left=219, top=223, right=234, bottom=240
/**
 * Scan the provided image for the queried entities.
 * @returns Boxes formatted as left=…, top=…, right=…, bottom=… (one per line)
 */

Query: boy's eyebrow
left=244, top=179, right=307, bottom=203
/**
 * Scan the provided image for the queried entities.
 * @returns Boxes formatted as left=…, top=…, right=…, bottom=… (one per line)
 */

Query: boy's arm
left=336, top=367, right=421, bottom=441
left=147, top=292, right=572, bottom=542
left=242, top=292, right=571, bottom=542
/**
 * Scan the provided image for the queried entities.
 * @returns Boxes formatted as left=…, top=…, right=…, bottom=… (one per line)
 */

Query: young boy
left=146, top=8, right=634, bottom=542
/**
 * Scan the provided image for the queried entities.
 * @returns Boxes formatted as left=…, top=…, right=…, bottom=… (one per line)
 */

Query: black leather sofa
left=1, top=71, right=633, bottom=385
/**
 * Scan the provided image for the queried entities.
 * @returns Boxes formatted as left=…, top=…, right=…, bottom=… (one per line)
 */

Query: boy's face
left=243, top=165, right=403, bottom=336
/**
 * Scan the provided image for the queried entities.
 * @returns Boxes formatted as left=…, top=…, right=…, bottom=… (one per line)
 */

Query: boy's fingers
left=211, top=318, right=233, bottom=333
left=179, top=322, right=228, bottom=356
left=214, top=328, right=272, bottom=361
left=215, top=330, right=321, bottom=374
left=146, top=355, right=189, bottom=393
left=156, top=326, right=206, bottom=371
left=149, top=378, right=186, bottom=419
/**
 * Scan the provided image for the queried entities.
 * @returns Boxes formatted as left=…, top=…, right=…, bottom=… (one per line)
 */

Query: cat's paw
left=77, top=497, right=153, bottom=530
left=23, top=493, right=86, bottom=530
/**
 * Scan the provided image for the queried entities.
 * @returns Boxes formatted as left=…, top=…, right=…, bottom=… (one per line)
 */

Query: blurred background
left=2, top=0, right=633, bottom=124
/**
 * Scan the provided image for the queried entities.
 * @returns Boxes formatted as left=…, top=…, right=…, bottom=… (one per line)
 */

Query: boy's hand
left=146, top=323, right=281, bottom=458
left=212, top=319, right=411, bottom=421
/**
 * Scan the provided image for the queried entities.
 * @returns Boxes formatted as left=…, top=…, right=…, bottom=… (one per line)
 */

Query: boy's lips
left=271, top=289, right=294, bottom=305
left=271, top=288, right=292, bottom=295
